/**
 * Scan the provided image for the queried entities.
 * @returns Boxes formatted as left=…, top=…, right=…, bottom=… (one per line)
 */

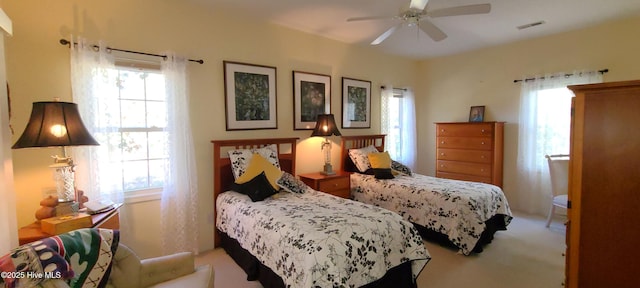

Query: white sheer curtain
left=70, top=37, right=123, bottom=204
left=516, top=71, right=602, bottom=215
left=160, top=53, right=199, bottom=254
left=381, top=86, right=417, bottom=170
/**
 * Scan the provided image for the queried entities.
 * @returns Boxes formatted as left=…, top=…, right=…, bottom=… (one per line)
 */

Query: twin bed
left=212, top=138, right=430, bottom=288
left=211, top=135, right=512, bottom=287
left=340, top=135, right=512, bottom=255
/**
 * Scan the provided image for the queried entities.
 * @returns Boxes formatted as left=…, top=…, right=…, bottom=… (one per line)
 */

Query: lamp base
left=321, top=163, right=336, bottom=175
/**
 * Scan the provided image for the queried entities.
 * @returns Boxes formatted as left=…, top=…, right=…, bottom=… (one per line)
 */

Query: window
left=381, top=87, right=416, bottom=169
left=384, top=91, right=403, bottom=159
left=516, top=71, right=602, bottom=215
left=533, top=87, right=573, bottom=155
left=95, top=67, right=169, bottom=193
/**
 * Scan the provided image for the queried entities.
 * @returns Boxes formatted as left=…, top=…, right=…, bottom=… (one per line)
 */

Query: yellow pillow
left=368, top=151, right=392, bottom=169
left=235, top=153, right=282, bottom=190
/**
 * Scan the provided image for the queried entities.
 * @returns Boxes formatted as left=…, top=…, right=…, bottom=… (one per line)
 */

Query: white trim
left=123, top=187, right=162, bottom=204
left=0, top=9, right=12, bottom=36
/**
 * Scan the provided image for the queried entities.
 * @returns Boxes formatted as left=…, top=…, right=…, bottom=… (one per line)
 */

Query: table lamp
left=12, top=100, right=99, bottom=206
left=311, top=114, right=341, bottom=175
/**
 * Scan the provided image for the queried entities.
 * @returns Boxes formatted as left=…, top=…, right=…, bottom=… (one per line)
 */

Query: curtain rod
left=380, top=86, right=407, bottom=91
left=59, top=39, right=204, bottom=64
left=513, top=69, right=608, bottom=83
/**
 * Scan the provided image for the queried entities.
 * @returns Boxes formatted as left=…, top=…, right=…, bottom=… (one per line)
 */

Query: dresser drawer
left=318, top=177, right=350, bottom=192
left=436, top=171, right=492, bottom=185
left=437, top=160, right=492, bottom=177
left=437, top=148, right=492, bottom=163
left=437, top=123, right=494, bottom=137
left=437, top=136, right=493, bottom=150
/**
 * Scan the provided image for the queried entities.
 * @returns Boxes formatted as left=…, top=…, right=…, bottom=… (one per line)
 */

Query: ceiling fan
left=347, top=0, right=491, bottom=45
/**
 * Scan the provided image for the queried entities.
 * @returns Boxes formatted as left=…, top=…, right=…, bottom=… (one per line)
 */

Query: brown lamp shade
left=12, top=101, right=99, bottom=149
left=311, top=114, right=341, bottom=137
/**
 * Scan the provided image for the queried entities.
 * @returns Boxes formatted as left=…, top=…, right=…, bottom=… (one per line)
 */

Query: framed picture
left=469, top=105, right=485, bottom=122
left=342, top=77, right=371, bottom=128
left=223, top=61, right=277, bottom=130
left=293, top=71, right=331, bottom=130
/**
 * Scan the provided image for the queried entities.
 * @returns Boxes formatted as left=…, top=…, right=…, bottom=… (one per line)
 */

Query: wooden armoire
left=565, top=80, right=640, bottom=288
left=435, top=122, right=504, bottom=187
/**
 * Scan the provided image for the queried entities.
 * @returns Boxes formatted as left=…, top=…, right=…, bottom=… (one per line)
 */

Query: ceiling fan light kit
left=347, top=0, right=491, bottom=45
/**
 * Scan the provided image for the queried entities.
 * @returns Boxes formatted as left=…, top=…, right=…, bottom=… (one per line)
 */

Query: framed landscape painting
left=223, top=61, right=277, bottom=130
left=293, top=71, right=331, bottom=130
left=342, top=77, right=371, bottom=128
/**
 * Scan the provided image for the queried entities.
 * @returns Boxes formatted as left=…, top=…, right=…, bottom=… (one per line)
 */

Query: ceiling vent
left=517, top=20, right=546, bottom=30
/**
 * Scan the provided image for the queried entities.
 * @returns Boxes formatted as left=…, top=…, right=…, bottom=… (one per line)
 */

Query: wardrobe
left=565, top=80, right=640, bottom=288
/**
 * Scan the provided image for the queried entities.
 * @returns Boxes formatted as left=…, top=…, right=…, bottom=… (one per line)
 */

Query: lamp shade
left=311, top=114, right=341, bottom=137
left=12, top=101, right=99, bottom=149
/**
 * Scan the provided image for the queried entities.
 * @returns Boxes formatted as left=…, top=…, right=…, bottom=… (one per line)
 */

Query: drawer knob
left=481, top=129, right=485, bottom=133
left=441, top=129, right=445, bottom=132
left=481, top=141, right=485, bottom=145
left=480, top=155, right=485, bottom=159
left=440, top=152, right=445, bottom=156
left=441, top=141, right=445, bottom=144
left=334, top=183, right=338, bottom=187
left=440, top=164, right=444, bottom=168
left=480, top=169, right=484, bottom=172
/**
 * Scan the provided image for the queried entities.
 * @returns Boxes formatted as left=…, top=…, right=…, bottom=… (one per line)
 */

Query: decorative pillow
left=391, top=160, right=413, bottom=176
left=348, top=145, right=379, bottom=173
left=232, top=172, right=278, bottom=202
left=277, top=172, right=310, bottom=194
left=235, top=153, right=282, bottom=190
left=228, top=144, right=280, bottom=179
left=368, top=151, right=395, bottom=179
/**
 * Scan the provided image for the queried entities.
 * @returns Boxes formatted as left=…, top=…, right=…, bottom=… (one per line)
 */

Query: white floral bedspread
left=351, top=173, right=513, bottom=255
left=216, top=190, right=431, bottom=288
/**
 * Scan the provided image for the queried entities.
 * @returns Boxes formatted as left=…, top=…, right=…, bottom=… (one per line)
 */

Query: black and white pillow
left=228, top=144, right=280, bottom=179
left=231, top=172, right=278, bottom=202
left=391, top=160, right=412, bottom=176
left=277, top=172, right=310, bottom=194
left=348, top=145, right=379, bottom=173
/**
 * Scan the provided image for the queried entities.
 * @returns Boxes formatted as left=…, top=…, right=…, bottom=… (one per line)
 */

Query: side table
left=18, top=203, right=122, bottom=245
left=299, top=172, right=351, bottom=199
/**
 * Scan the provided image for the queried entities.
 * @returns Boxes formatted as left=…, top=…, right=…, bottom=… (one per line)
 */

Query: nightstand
left=18, top=203, right=122, bottom=245
left=299, top=172, right=351, bottom=199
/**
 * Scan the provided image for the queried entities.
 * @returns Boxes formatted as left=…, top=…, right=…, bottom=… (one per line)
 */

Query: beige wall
left=415, top=15, right=640, bottom=214
left=4, top=0, right=417, bottom=257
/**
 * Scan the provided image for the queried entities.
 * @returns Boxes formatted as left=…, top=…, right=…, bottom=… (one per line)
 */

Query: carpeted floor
left=196, top=212, right=566, bottom=288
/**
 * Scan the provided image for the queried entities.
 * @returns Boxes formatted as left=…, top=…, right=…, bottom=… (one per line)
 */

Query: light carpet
left=195, top=212, right=566, bottom=288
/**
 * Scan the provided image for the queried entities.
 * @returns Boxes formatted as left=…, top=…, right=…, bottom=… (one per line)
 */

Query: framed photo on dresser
left=469, top=105, right=485, bottom=122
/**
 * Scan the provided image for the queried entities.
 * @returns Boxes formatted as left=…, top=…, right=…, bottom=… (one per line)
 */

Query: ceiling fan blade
left=409, top=0, right=429, bottom=11
left=371, top=24, right=403, bottom=45
left=347, top=15, right=395, bottom=22
left=428, top=4, right=491, bottom=18
left=419, top=19, right=447, bottom=42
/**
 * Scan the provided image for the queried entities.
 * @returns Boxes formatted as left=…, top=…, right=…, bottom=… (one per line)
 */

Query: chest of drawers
left=435, top=122, right=504, bottom=187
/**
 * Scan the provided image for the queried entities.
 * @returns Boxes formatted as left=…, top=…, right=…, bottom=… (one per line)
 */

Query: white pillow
left=348, top=145, right=379, bottom=172
left=228, top=144, right=281, bottom=179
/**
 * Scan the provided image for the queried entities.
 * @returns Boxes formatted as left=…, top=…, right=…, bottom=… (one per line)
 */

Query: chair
left=545, top=154, right=570, bottom=227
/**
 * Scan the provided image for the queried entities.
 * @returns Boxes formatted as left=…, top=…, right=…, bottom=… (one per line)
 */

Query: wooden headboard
left=211, top=137, right=299, bottom=247
left=340, top=135, right=385, bottom=172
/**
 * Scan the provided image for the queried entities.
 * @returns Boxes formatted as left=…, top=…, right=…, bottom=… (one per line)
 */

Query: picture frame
left=293, top=71, right=331, bottom=130
left=223, top=61, right=277, bottom=130
left=469, top=105, right=485, bottom=122
left=342, top=77, right=371, bottom=128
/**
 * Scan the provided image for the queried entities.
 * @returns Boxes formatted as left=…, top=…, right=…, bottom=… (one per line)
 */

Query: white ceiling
left=192, top=0, right=640, bottom=60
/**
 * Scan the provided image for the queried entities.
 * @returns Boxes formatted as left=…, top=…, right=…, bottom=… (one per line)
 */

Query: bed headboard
left=211, top=137, right=299, bottom=247
left=340, top=135, right=385, bottom=172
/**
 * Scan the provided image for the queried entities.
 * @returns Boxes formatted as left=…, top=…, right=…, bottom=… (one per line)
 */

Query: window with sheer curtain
left=381, top=86, right=417, bottom=170
left=70, top=37, right=199, bottom=254
left=516, top=71, right=602, bottom=215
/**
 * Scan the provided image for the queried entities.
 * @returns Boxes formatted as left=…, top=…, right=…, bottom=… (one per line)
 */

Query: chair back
left=545, top=154, right=570, bottom=197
